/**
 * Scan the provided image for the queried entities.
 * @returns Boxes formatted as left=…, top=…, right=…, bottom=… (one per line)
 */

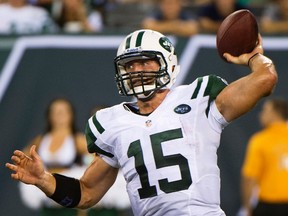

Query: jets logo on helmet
left=159, top=37, right=172, bottom=52
left=114, top=29, right=180, bottom=99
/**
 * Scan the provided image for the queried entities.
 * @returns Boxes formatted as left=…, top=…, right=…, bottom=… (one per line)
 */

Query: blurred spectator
left=0, top=0, right=58, bottom=34
left=238, top=0, right=270, bottom=6
left=185, top=0, right=211, bottom=5
left=19, top=98, right=88, bottom=216
left=142, top=0, right=198, bottom=37
left=198, top=0, right=247, bottom=33
left=27, top=0, right=54, bottom=13
left=53, top=0, right=93, bottom=33
left=240, top=97, right=288, bottom=216
left=259, top=0, right=288, bottom=34
left=87, top=0, right=106, bottom=32
left=103, top=0, right=152, bottom=32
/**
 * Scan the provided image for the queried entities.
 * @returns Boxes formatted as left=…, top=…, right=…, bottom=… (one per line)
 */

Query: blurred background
left=1, top=0, right=288, bottom=215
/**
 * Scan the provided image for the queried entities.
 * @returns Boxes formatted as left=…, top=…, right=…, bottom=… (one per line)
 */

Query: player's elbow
left=260, top=66, right=278, bottom=96
left=251, top=55, right=278, bottom=96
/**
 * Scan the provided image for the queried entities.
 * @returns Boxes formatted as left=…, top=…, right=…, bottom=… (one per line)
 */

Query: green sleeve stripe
left=204, top=75, right=227, bottom=99
left=92, top=144, right=114, bottom=158
left=204, top=75, right=227, bottom=116
left=85, top=123, right=97, bottom=153
left=92, top=115, right=105, bottom=134
left=85, top=121, right=114, bottom=158
left=191, top=77, right=203, bottom=99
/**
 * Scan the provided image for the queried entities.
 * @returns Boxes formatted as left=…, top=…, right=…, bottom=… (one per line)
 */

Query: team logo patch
left=174, top=104, right=191, bottom=114
left=159, top=37, right=172, bottom=52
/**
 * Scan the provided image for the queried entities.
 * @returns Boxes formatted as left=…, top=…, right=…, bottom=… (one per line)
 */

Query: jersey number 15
left=128, top=128, right=193, bottom=199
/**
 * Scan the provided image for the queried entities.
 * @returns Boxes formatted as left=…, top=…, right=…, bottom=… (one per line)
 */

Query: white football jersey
left=86, top=75, right=229, bottom=216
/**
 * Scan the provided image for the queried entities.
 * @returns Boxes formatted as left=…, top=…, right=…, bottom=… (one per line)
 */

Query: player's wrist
left=247, top=53, right=260, bottom=67
left=36, top=171, right=55, bottom=196
left=48, top=173, right=81, bottom=208
left=248, top=53, right=273, bottom=69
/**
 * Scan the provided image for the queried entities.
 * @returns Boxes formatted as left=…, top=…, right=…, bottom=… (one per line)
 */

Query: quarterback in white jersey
left=86, top=74, right=228, bottom=215
left=6, top=30, right=277, bottom=216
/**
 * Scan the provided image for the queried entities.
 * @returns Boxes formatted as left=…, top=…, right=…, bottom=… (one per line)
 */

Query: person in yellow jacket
left=241, top=97, right=288, bottom=216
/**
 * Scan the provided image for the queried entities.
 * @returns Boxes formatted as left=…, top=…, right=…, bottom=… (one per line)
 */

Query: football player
left=6, top=29, right=277, bottom=215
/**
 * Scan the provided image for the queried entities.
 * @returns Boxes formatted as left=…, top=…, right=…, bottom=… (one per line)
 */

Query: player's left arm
left=215, top=35, right=278, bottom=122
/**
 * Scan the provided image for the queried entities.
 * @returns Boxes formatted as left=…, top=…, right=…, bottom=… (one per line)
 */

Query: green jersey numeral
left=127, top=128, right=192, bottom=199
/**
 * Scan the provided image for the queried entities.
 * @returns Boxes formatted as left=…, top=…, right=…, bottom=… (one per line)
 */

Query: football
left=216, top=9, right=259, bottom=62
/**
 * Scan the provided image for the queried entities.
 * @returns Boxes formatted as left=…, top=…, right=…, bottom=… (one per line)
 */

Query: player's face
left=124, top=59, right=160, bottom=88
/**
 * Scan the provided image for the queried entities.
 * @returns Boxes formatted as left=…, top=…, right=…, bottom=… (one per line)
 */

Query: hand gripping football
left=216, top=9, right=259, bottom=62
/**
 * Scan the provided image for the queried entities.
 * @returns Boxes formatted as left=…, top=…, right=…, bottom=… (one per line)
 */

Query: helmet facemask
left=115, top=51, right=171, bottom=99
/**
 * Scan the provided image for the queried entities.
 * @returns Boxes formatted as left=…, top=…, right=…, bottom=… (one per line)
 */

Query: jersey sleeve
left=205, top=75, right=229, bottom=130
left=190, top=74, right=229, bottom=132
left=203, top=74, right=227, bottom=101
left=209, top=101, right=229, bottom=132
left=193, top=74, right=227, bottom=116
left=85, top=112, right=119, bottom=168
